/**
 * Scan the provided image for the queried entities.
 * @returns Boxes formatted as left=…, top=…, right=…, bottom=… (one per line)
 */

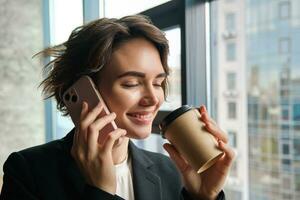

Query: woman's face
left=97, top=38, right=166, bottom=139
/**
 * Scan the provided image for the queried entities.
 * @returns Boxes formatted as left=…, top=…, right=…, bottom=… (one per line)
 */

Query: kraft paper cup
left=160, top=105, right=224, bottom=173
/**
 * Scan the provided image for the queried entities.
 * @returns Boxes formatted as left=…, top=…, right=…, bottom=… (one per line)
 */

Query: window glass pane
left=103, top=0, right=171, bottom=18
left=160, top=27, right=182, bottom=111
left=228, top=102, right=237, bottom=119
left=226, top=13, right=236, bottom=32
left=226, top=43, right=236, bottom=61
left=51, top=0, right=83, bottom=139
left=279, top=38, right=290, bottom=54
left=210, top=0, right=300, bottom=199
left=227, top=72, right=236, bottom=90
left=279, top=1, right=290, bottom=19
left=228, top=130, right=237, bottom=148
left=282, top=143, right=290, bottom=155
left=51, top=0, right=83, bottom=45
left=293, top=104, right=300, bottom=121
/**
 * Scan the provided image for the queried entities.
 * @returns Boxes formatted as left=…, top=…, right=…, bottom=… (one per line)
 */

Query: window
left=160, top=27, right=182, bottom=110
left=226, top=43, right=236, bottom=61
left=282, top=143, right=290, bottom=155
left=226, top=13, right=236, bottom=32
left=210, top=0, right=300, bottom=199
left=227, top=72, right=236, bottom=90
left=294, top=139, right=300, bottom=159
left=228, top=130, right=237, bottom=148
left=293, top=104, right=300, bottom=121
left=51, top=0, right=84, bottom=139
left=282, top=159, right=291, bottom=166
left=279, top=1, right=291, bottom=20
left=296, top=174, right=300, bottom=191
left=279, top=38, right=291, bottom=54
left=228, top=102, right=237, bottom=119
left=282, top=176, right=291, bottom=190
left=282, top=108, right=289, bottom=120
left=103, top=0, right=171, bottom=18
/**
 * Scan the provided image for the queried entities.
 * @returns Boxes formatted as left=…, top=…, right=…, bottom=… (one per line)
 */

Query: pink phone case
left=63, top=76, right=117, bottom=143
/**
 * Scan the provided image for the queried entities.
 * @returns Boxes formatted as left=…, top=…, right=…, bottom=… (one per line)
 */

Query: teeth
left=130, top=113, right=152, bottom=120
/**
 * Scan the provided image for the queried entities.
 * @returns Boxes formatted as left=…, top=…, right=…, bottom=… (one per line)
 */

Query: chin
left=128, top=129, right=151, bottom=139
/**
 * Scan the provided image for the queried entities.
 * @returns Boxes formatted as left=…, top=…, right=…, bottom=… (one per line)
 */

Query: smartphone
left=63, top=76, right=117, bottom=142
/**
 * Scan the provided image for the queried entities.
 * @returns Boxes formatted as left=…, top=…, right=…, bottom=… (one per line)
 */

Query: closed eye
left=122, top=83, right=139, bottom=88
left=153, top=83, right=163, bottom=87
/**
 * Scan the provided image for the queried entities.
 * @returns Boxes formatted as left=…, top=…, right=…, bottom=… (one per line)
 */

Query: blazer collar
left=61, top=129, right=162, bottom=200
left=129, top=141, right=162, bottom=200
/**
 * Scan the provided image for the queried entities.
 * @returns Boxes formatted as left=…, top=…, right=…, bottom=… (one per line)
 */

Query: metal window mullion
left=185, top=1, right=209, bottom=108
left=42, top=0, right=56, bottom=142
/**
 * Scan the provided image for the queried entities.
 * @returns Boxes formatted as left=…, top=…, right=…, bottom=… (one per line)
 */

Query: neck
left=112, top=136, right=130, bottom=164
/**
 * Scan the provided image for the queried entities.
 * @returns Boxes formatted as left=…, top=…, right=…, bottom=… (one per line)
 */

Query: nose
left=139, top=85, right=159, bottom=106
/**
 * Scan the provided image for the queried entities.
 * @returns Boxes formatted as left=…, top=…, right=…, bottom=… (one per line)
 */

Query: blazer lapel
left=60, top=129, right=86, bottom=196
left=60, top=130, right=163, bottom=200
left=129, top=142, right=162, bottom=200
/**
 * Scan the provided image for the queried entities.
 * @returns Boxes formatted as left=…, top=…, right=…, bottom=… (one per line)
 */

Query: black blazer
left=0, top=129, right=225, bottom=200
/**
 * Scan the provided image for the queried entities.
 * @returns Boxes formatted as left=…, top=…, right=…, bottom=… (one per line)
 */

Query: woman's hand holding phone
left=71, top=101, right=127, bottom=195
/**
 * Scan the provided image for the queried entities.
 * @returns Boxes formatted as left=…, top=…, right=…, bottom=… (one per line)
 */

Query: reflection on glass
left=103, top=0, right=171, bottom=18
left=160, top=27, right=182, bottom=111
left=211, top=0, right=300, bottom=199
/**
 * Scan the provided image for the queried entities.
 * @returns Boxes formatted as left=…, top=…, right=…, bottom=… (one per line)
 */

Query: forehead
left=104, top=38, right=165, bottom=76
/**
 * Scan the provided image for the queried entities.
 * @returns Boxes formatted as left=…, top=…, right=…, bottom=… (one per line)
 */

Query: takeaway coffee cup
left=159, top=105, right=224, bottom=173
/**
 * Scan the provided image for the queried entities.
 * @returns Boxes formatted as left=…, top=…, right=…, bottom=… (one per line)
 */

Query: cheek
left=105, top=89, right=141, bottom=113
left=156, top=88, right=165, bottom=105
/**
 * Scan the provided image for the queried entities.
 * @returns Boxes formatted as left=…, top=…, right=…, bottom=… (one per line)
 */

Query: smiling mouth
left=127, top=112, right=154, bottom=125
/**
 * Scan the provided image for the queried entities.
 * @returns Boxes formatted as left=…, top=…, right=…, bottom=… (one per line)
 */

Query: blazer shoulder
left=19, top=137, right=67, bottom=161
left=4, top=131, right=72, bottom=174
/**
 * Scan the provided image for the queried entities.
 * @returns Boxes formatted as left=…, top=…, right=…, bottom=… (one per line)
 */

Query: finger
left=199, top=106, right=216, bottom=125
left=87, top=113, right=117, bottom=156
left=163, top=143, right=189, bottom=173
left=77, top=103, right=103, bottom=152
left=204, top=122, right=228, bottom=143
left=89, top=112, right=116, bottom=132
left=217, top=140, right=236, bottom=168
left=76, top=102, right=89, bottom=144
left=79, top=101, right=89, bottom=121
left=80, top=102, right=104, bottom=131
left=102, top=129, right=127, bottom=154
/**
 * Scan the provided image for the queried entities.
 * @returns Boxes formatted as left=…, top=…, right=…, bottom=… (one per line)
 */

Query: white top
left=115, top=154, right=135, bottom=200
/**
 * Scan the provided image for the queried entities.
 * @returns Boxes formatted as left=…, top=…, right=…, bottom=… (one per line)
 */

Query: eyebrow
left=117, top=71, right=167, bottom=79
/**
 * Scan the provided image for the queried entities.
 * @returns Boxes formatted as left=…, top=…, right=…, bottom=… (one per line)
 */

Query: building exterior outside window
left=211, top=0, right=300, bottom=199
left=226, top=13, right=236, bottom=32
left=228, top=102, right=237, bottom=119
left=226, top=43, right=236, bottom=61
left=279, top=1, right=291, bottom=19
left=227, top=72, right=236, bottom=90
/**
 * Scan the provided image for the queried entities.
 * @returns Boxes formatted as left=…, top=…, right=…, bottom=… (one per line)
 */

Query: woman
left=0, top=15, right=234, bottom=200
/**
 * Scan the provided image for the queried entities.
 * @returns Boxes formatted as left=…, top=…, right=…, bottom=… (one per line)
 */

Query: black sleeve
left=83, top=185, right=125, bottom=200
left=0, top=152, right=125, bottom=200
left=181, top=188, right=226, bottom=200
left=0, top=152, right=39, bottom=200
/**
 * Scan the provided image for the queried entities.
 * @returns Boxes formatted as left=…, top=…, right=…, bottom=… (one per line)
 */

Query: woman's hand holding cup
left=163, top=105, right=235, bottom=200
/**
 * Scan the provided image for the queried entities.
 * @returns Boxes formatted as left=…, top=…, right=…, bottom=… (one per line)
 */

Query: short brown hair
left=38, top=15, right=169, bottom=115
